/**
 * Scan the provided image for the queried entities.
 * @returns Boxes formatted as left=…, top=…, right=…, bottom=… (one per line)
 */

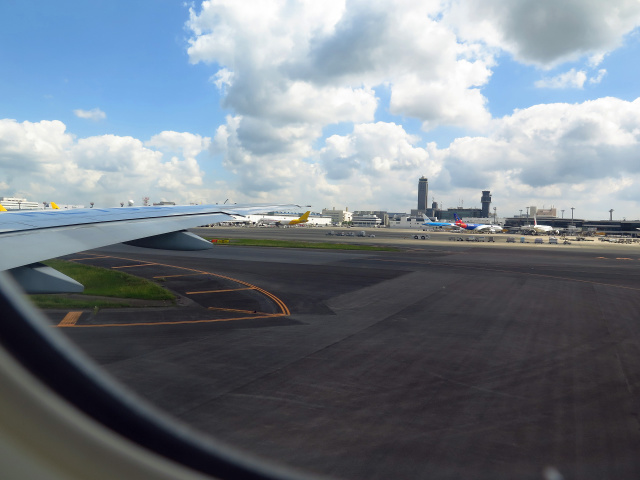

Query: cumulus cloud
left=183, top=1, right=640, bottom=210
left=589, top=68, right=607, bottom=85
left=535, top=69, right=587, bottom=89
left=0, top=119, right=209, bottom=206
left=428, top=97, right=640, bottom=215
left=446, top=0, right=640, bottom=67
left=186, top=1, right=496, bottom=129
left=73, top=108, right=106, bottom=121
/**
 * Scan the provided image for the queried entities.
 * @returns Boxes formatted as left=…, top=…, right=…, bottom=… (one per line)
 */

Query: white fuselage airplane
left=522, top=216, right=559, bottom=235
left=453, top=213, right=502, bottom=233
left=258, top=210, right=310, bottom=226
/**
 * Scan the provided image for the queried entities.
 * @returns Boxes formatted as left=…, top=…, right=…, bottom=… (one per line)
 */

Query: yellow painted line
left=69, top=255, right=112, bottom=261
left=111, top=263, right=158, bottom=269
left=56, top=313, right=286, bottom=328
left=186, top=287, right=255, bottom=295
left=56, top=253, right=291, bottom=326
left=58, top=311, right=82, bottom=327
left=615, top=258, right=634, bottom=261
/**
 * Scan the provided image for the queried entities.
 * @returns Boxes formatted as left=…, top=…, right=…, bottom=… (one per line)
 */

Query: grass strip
left=206, top=238, right=399, bottom=251
left=29, top=259, right=175, bottom=309
left=29, top=295, right=133, bottom=309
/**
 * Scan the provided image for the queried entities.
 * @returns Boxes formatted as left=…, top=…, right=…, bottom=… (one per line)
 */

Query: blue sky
left=2, top=1, right=640, bottom=219
left=0, top=1, right=219, bottom=139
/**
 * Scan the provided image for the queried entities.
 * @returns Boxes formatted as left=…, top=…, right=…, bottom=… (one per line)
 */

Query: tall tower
left=417, top=177, right=428, bottom=213
left=481, top=190, right=491, bottom=218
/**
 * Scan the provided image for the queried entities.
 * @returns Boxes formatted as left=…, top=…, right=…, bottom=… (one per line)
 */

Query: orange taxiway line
left=67, top=253, right=291, bottom=317
left=58, top=311, right=82, bottom=327
left=69, top=255, right=112, bottom=261
left=111, top=263, right=158, bottom=269
left=55, top=313, right=287, bottom=328
left=186, top=287, right=255, bottom=295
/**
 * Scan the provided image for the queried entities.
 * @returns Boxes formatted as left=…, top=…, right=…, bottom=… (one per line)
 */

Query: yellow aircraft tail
left=290, top=211, right=310, bottom=225
left=0, top=203, right=6, bottom=212
left=51, top=202, right=60, bottom=209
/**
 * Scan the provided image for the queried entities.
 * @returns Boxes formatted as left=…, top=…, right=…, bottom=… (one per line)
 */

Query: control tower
left=481, top=190, right=491, bottom=218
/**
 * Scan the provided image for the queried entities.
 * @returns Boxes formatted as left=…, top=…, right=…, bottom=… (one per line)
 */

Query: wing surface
left=0, top=203, right=297, bottom=272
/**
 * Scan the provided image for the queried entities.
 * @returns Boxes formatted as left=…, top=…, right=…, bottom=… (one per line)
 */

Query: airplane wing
left=0, top=203, right=298, bottom=292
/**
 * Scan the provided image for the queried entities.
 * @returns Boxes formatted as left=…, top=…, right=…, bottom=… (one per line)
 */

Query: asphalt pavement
left=48, top=228, right=640, bottom=480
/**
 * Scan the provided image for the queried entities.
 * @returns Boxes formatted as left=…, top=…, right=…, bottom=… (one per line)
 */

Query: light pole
left=561, top=209, right=564, bottom=218
left=493, top=206, right=497, bottom=224
left=571, top=207, right=575, bottom=226
left=526, top=207, right=529, bottom=225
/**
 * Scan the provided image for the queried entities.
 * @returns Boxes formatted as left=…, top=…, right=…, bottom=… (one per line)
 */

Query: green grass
left=205, top=238, right=399, bottom=251
left=29, top=259, right=175, bottom=309
left=43, top=259, right=175, bottom=299
left=29, top=295, right=133, bottom=310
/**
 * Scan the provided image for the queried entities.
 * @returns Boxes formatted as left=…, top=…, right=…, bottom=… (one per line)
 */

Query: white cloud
left=535, top=69, right=587, bottom=89
left=446, top=0, right=640, bottom=67
left=0, top=119, right=209, bottom=206
left=73, top=108, right=106, bottom=121
left=589, top=68, right=607, bottom=84
left=427, top=97, right=640, bottom=216
left=186, top=0, right=497, bottom=137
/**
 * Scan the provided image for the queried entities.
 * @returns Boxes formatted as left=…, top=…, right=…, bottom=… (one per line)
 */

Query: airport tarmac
left=46, top=228, right=640, bottom=480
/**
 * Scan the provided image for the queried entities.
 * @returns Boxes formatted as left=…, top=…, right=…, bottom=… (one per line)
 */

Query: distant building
left=535, top=207, right=557, bottom=217
left=353, top=210, right=389, bottom=227
left=436, top=208, right=483, bottom=221
left=0, top=197, right=41, bottom=210
left=417, top=176, right=428, bottom=214
left=389, top=214, right=427, bottom=229
left=352, top=214, right=382, bottom=227
left=322, top=207, right=353, bottom=225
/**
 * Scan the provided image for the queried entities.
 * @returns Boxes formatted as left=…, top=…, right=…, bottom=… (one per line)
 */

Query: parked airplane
left=521, top=215, right=559, bottom=235
left=259, top=210, right=310, bottom=226
left=422, top=217, right=459, bottom=229
left=453, top=213, right=503, bottom=233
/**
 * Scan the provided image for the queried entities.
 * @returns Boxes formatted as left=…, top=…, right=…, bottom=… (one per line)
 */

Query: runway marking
left=52, top=253, right=290, bottom=327
left=69, top=255, right=112, bottom=261
left=111, top=263, right=158, bottom=269
left=58, top=311, right=82, bottom=327
left=61, top=313, right=287, bottom=328
left=152, top=273, right=203, bottom=279
left=186, top=287, right=255, bottom=294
